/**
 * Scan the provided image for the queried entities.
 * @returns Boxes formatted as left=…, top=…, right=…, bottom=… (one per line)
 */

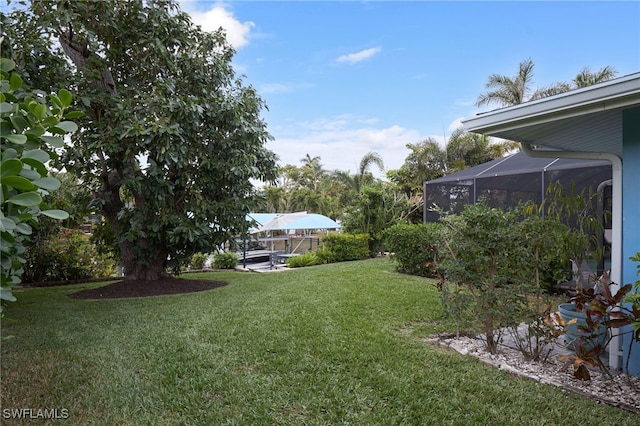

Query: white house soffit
left=487, top=109, right=623, bottom=156
left=462, top=73, right=640, bottom=135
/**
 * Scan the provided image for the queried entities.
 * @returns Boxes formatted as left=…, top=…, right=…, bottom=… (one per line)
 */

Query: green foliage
left=543, top=181, right=606, bottom=289
left=44, top=171, right=94, bottom=228
left=392, top=133, right=517, bottom=201
left=342, top=184, right=412, bottom=256
left=554, top=252, right=640, bottom=379
left=438, top=202, right=539, bottom=353
left=438, top=201, right=580, bottom=355
left=8, top=0, right=278, bottom=280
left=512, top=208, right=572, bottom=293
left=0, top=56, right=74, bottom=312
left=623, top=252, right=640, bottom=342
left=320, top=233, right=370, bottom=263
left=383, top=222, right=441, bottom=277
left=476, top=59, right=616, bottom=108
left=189, top=252, right=208, bottom=270
left=213, top=252, right=238, bottom=269
left=285, top=252, right=318, bottom=268
left=313, top=245, right=333, bottom=264
left=23, top=228, right=115, bottom=284
left=90, top=220, right=120, bottom=261
left=556, top=271, right=634, bottom=380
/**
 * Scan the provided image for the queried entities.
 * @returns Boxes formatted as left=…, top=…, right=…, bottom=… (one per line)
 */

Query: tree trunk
left=119, top=238, right=171, bottom=282
left=97, top=171, right=169, bottom=282
left=122, top=258, right=171, bottom=282
left=58, top=27, right=117, bottom=95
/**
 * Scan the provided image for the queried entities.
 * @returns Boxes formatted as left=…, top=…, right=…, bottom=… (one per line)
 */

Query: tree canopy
left=4, top=0, right=278, bottom=280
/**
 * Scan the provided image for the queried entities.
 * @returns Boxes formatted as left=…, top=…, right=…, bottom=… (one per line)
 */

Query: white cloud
left=448, top=117, right=465, bottom=132
left=183, top=3, right=254, bottom=49
left=336, top=47, right=381, bottom=65
left=266, top=116, right=427, bottom=178
left=260, top=83, right=294, bottom=95
left=259, top=81, right=315, bottom=95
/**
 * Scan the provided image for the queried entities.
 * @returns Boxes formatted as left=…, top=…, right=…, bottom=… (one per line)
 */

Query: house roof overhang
left=461, top=72, right=640, bottom=156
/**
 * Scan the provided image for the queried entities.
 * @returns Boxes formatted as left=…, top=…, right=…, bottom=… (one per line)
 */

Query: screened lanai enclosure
left=423, top=151, right=612, bottom=222
left=423, top=151, right=613, bottom=273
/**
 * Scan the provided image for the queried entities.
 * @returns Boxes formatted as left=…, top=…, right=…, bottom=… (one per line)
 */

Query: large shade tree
left=6, top=0, right=278, bottom=281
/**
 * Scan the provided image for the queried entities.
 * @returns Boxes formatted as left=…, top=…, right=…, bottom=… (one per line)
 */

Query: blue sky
left=153, top=2, right=639, bottom=176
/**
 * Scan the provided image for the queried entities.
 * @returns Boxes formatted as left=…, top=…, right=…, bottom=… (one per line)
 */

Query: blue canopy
left=246, top=213, right=277, bottom=229
left=273, top=213, right=341, bottom=231
left=247, top=212, right=341, bottom=233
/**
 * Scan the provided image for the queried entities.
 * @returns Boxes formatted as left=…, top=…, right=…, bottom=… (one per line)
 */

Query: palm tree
left=446, top=127, right=519, bottom=173
left=299, top=154, right=324, bottom=191
left=353, top=151, right=385, bottom=193
left=400, top=138, right=448, bottom=189
left=327, top=152, right=384, bottom=194
left=476, top=59, right=618, bottom=108
left=572, top=66, right=617, bottom=88
left=329, top=170, right=355, bottom=191
left=475, top=58, right=542, bottom=107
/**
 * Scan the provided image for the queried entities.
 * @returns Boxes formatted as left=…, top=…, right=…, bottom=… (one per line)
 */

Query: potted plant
left=557, top=286, right=609, bottom=352
left=556, top=270, right=632, bottom=380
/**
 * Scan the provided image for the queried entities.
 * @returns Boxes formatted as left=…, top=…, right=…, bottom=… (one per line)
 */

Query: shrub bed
left=319, top=233, right=370, bottom=263
left=213, top=252, right=239, bottom=269
left=383, top=222, right=441, bottom=277
left=24, top=228, right=116, bottom=284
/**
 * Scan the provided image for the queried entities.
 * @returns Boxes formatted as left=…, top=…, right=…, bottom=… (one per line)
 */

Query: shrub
left=512, top=212, right=572, bottom=293
left=320, top=233, right=370, bottom=262
left=438, top=202, right=533, bottom=354
left=314, top=245, right=333, bottom=264
left=23, top=228, right=116, bottom=284
left=1, top=57, right=75, bottom=309
left=286, top=252, right=318, bottom=268
left=189, top=252, right=208, bottom=270
left=383, top=222, right=441, bottom=277
left=213, top=252, right=238, bottom=269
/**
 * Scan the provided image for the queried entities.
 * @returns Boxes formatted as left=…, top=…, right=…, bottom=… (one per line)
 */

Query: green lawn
left=1, top=258, right=636, bottom=425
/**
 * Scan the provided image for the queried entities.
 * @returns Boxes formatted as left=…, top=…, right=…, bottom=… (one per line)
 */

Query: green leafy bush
left=286, top=252, right=318, bottom=268
left=512, top=212, right=572, bottom=293
left=23, top=228, right=115, bottom=284
left=438, top=202, right=533, bottom=354
left=189, top=252, right=208, bottom=270
left=1, top=57, right=77, bottom=305
left=383, top=222, right=441, bottom=277
left=213, top=252, right=238, bottom=269
left=437, top=201, right=574, bottom=355
left=314, top=245, right=333, bottom=264
left=320, top=233, right=370, bottom=263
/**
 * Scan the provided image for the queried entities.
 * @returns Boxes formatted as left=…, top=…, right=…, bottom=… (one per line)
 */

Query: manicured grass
left=1, top=258, right=637, bottom=425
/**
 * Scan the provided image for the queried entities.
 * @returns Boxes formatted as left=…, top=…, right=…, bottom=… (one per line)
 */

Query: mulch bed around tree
left=67, top=277, right=228, bottom=300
